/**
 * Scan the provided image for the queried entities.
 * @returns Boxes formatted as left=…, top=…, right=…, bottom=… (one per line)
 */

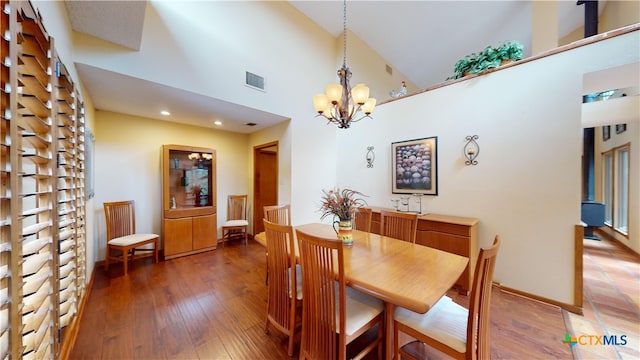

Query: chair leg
left=265, top=253, right=269, bottom=285
left=123, top=248, right=128, bottom=275
left=244, top=230, right=248, bottom=246
left=287, top=328, right=295, bottom=357
left=154, top=239, right=159, bottom=263
left=104, top=247, right=110, bottom=271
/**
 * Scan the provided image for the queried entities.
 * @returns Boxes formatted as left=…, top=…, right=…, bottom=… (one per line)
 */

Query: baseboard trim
left=595, top=228, right=640, bottom=259
left=59, top=264, right=96, bottom=360
left=495, top=284, right=584, bottom=315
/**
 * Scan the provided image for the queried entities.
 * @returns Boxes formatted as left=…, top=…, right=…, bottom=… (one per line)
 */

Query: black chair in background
left=581, top=201, right=605, bottom=240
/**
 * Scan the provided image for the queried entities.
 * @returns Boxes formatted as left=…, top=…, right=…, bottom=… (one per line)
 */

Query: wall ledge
left=381, top=23, right=640, bottom=106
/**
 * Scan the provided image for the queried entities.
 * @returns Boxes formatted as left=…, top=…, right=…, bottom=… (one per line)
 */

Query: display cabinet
left=162, top=144, right=217, bottom=259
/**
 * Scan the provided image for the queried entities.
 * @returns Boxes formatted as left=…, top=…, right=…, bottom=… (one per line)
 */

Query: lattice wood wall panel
left=1, top=1, right=87, bottom=358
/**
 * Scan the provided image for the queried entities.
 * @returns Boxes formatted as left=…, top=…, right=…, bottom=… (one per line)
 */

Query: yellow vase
left=333, top=218, right=353, bottom=246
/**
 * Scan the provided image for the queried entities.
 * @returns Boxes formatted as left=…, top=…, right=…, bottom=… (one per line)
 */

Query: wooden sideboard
left=370, top=208, right=479, bottom=295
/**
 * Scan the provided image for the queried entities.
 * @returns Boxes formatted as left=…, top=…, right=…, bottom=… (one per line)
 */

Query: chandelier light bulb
left=362, top=98, right=376, bottom=115
left=326, top=84, right=343, bottom=104
left=351, top=83, right=369, bottom=105
left=313, top=94, right=329, bottom=113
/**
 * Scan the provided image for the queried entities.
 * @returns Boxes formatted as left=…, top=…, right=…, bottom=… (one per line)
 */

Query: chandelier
left=312, top=0, right=376, bottom=129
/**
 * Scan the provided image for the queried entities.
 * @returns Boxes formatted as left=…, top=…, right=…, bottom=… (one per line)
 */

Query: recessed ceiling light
left=214, top=120, right=222, bottom=126
left=160, top=110, right=171, bottom=116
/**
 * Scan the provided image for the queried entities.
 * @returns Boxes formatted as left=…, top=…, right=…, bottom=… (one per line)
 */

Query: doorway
left=253, top=142, right=278, bottom=234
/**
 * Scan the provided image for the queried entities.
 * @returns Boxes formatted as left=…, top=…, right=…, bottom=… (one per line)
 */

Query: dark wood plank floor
left=70, top=239, right=573, bottom=359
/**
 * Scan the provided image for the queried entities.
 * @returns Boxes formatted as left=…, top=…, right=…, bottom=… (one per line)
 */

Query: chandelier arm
left=349, top=110, right=373, bottom=123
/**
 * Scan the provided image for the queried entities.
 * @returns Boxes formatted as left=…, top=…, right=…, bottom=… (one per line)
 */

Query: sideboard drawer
left=417, top=220, right=470, bottom=237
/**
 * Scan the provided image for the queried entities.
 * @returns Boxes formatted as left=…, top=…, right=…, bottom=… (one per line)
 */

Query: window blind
left=17, top=7, right=56, bottom=359
left=0, top=0, right=13, bottom=356
left=2, top=1, right=87, bottom=358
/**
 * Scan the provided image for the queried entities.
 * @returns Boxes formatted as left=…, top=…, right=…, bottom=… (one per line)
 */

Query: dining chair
left=393, top=236, right=501, bottom=360
left=353, top=207, right=373, bottom=233
left=103, top=200, right=159, bottom=275
left=263, top=219, right=301, bottom=356
left=264, top=204, right=291, bottom=225
left=295, top=228, right=384, bottom=360
left=263, top=204, right=292, bottom=284
left=221, top=195, right=249, bottom=247
left=380, top=209, right=418, bottom=243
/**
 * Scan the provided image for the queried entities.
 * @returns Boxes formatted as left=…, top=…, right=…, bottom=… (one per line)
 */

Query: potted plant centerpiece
left=319, top=188, right=367, bottom=246
left=447, top=40, right=524, bottom=80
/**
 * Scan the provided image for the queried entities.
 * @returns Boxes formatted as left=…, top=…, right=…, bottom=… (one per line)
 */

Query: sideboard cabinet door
left=193, top=214, right=217, bottom=250
left=164, top=218, right=193, bottom=257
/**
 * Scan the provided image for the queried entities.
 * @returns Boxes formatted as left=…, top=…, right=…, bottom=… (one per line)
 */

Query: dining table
left=256, top=223, right=469, bottom=359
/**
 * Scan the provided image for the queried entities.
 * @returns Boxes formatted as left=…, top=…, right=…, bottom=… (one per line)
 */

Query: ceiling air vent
left=385, top=64, right=393, bottom=75
left=245, top=71, right=265, bottom=91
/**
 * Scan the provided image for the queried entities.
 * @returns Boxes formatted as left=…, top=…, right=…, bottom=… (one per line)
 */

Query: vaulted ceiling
left=64, top=1, right=630, bottom=133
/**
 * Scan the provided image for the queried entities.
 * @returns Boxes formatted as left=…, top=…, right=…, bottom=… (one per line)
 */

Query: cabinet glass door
left=168, top=149, right=213, bottom=209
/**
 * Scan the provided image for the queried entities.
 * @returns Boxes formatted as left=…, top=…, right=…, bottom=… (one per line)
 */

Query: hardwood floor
left=70, top=239, right=582, bottom=359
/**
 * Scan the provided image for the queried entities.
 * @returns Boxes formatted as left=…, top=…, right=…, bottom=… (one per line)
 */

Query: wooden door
left=253, top=142, right=278, bottom=234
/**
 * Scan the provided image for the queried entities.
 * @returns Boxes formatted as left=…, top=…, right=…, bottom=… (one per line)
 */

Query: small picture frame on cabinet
left=602, top=125, right=610, bottom=141
left=615, top=124, right=626, bottom=134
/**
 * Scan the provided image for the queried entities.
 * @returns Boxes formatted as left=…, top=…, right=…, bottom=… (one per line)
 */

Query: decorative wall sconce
left=366, top=146, right=375, bottom=168
left=464, top=135, right=479, bottom=165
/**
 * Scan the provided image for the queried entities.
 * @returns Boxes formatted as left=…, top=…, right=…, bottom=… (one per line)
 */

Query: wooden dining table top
left=258, top=223, right=468, bottom=314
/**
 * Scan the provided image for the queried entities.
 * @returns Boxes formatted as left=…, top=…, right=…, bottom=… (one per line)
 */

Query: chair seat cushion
left=108, top=233, right=158, bottom=247
left=339, top=286, right=384, bottom=336
left=394, top=295, right=468, bottom=353
left=223, top=220, right=249, bottom=227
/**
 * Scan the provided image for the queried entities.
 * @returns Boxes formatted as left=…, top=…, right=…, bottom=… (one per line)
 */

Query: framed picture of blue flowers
left=392, top=136, right=438, bottom=195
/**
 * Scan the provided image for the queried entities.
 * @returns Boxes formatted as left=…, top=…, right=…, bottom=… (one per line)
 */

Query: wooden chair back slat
left=104, top=200, right=135, bottom=240
left=353, top=207, right=372, bottom=233
left=264, top=219, right=299, bottom=356
left=467, top=236, right=501, bottom=359
left=227, top=195, right=248, bottom=220
left=296, top=229, right=343, bottom=360
left=264, top=204, right=291, bottom=225
left=380, top=210, right=418, bottom=243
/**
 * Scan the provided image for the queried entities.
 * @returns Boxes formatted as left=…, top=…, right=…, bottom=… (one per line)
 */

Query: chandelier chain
left=342, top=0, right=347, bottom=68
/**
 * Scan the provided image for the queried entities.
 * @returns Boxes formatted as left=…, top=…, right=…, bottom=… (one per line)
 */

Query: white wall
left=335, top=31, right=639, bottom=304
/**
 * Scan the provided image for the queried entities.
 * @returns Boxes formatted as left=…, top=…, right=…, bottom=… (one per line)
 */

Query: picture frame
left=602, top=125, right=611, bottom=141
left=615, top=124, right=626, bottom=134
left=392, top=136, right=438, bottom=195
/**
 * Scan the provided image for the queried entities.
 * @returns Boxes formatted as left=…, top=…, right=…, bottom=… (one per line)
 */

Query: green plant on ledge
left=447, top=40, right=524, bottom=80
